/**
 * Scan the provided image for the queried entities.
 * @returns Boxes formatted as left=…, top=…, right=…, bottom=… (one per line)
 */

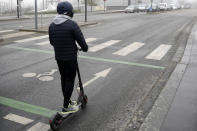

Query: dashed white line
left=15, top=35, right=48, bottom=43
left=113, top=42, right=145, bottom=56
left=27, top=122, right=50, bottom=131
left=146, top=44, right=172, bottom=60
left=2, top=32, right=35, bottom=39
left=3, top=113, right=34, bottom=125
left=35, top=41, right=49, bottom=46
left=85, top=38, right=97, bottom=43
left=0, top=30, right=14, bottom=33
left=89, top=40, right=120, bottom=52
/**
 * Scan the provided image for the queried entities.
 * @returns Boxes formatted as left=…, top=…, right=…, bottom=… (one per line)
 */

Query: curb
left=97, top=10, right=124, bottom=14
left=18, top=22, right=98, bottom=33
left=0, top=17, right=30, bottom=22
left=139, top=22, right=197, bottom=131
left=0, top=38, right=3, bottom=42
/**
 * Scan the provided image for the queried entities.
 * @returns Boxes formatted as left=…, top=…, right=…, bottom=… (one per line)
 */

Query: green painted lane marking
left=79, top=55, right=165, bottom=69
left=4, top=45, right=165, bottom=70
left=0, top=96, right=56, bottom=118
left=5, top=45, right=53, bottom=54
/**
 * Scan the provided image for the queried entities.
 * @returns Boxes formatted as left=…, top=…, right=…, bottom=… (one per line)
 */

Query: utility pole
left=11, top=0, right=13, bottom=11
left=128, top=0, right=131, bottom=5
left=43, top=0, right=45, bottom=10
left=35, top=0, right=38, bottom=29
left=17, top=0, right=19, bottom=18
left=104, top=0, right=106, bottom=12
left=91, top=0, right=92, bottom=12
left=85, top=0, right=87, bottom=22
left=151, top=0, right=153, bottom=11
left=19, top=0, right=22, bottom=16
left=78, top=0, right=80, bottom=10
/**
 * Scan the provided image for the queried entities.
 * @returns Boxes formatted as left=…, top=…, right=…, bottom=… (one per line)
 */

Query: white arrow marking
left=83, top=68, right=112, bottom=87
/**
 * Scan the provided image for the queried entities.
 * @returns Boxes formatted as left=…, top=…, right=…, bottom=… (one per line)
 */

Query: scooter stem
left=76, top=60, right=84, bottom=95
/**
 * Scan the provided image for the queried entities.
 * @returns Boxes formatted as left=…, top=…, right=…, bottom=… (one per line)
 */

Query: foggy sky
left=0, top=0, right=196, bottom=8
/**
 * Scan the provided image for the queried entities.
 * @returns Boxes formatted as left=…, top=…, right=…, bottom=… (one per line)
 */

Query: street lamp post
left=128, top=0, right=131, bottom=5
left=85, top=0, right=87, bottom=22
left=104, top=0, right=106, bottom=12
left=78, top=0, right=79, bottom=10
left=91, top=0, right=92, bottom=12
left=17, top=0, right=19, bottom=18
left=35, top=0, right=38, bottom=29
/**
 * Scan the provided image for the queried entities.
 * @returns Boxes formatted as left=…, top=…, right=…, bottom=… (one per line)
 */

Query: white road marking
left=36, top=69, right=57, bottom=78
left=113, top=42, right=145, bottom=56
left=85, top=38, right=97, bottom=43
left=27, top=122, right=50, bottom=131
left=146, top=44, right=172, bottom=60
left=89, top=40, right=120, bottom=52
left=35, top=41, right=49, bottom=46
left=0, top=30, right=14, bottom=33
left=3, top=113, right=33, bottom=125
left=83, top=68, right=112, bottom=87
left=2, top=32, right=35, bottom=39
left=38, top=76, right=54, bottom=81
left=35, top=38, right=96, bottom=46
left=23, top=73, right=37, bottom=78
left=15, top=35, right=48, bottom=43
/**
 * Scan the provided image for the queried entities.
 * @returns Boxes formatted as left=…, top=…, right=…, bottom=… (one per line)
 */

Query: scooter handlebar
left=78, top=48, right=83, bottom=51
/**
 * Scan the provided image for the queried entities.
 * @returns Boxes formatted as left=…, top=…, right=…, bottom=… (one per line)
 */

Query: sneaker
left=61, top=105, right=79, bottom=114
left=68, top=100, right=77, bottom=107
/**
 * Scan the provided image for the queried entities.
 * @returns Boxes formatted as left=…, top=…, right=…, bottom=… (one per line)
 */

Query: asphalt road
left=0, top=9, right=197, bottom=131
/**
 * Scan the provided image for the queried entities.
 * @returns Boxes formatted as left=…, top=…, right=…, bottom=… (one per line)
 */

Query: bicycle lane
left=0, top=44, right=165, bottom=130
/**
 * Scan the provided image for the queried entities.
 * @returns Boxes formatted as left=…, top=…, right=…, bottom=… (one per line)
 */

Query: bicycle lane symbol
left=22, top=69, right=58, bottom=82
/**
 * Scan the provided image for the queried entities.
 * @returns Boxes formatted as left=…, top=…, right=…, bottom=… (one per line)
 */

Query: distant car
left=167, top=4, right=172, bottom=11
left=176, top=4, right=181, bottom=9
left=159, top=3, right=168, bottom=11
left=124, top=5, right=137, bottom=13
left=184, top=4, right=191, bottom=9
left=180, top=5, right=184, bottom=9
left=169, top=4, right=177, bottom=10
left=146, top=4, right=160, bottom=12
left=136, top=4, right=147, bottom=12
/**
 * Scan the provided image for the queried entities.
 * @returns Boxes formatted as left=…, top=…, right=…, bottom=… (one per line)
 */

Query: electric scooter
left=49, top=59, right=88, bottom=131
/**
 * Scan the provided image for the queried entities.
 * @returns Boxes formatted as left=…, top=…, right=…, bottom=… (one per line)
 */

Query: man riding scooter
left=49, top=1, right=88, bottom=113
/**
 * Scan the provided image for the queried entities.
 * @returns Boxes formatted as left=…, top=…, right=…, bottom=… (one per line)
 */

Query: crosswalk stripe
left=27, top=122, right=50, bottom=131
left=0, top=30, right=14, bottom=33
left=146, top=44, right=172, bottom=60
left=2, top=32, right=35, bottom=39
left=3, top=113, right=34, bottom=125
left=35, top=41, right=49, bottom=46
left=15, top=35, right=48, bottom=43
left=35, top=38, right=97, bottom=46
left=113, top=42, right=145, bottom=56
left=89, top=40, right=120, bottom=52
left=85, top=38, right=97, bottom=43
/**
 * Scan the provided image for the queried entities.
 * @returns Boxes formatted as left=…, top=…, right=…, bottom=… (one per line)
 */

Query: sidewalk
left=140, top=23, right=197, bottom=131
left=0, top=15, right=30, bottom=21
left=0, top=10, right=124, bottom=22
left=19, top=21, right=98, bottom=33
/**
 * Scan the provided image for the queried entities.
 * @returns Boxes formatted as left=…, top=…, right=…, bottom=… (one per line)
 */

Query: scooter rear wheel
left=81, top=95, right=88, bottom=108
left=49, top=113, right=63, bottom=131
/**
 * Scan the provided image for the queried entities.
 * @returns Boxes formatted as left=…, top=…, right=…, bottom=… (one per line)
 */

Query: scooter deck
left=57, top=103, right=81, bottom=116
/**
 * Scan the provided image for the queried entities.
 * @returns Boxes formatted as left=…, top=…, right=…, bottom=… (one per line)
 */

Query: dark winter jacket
left=49, top=15, right=88, bottom=61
